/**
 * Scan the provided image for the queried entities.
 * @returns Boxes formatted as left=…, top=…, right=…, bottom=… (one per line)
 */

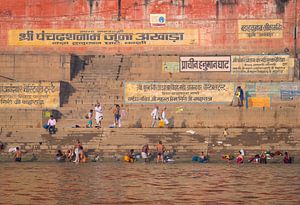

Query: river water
left=0, top=162, right=299, bottom=205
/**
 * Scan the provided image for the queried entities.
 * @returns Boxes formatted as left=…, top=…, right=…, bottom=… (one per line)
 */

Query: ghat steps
left=1, top=127, right=299, bottom=162
left=57, top=55, right=131, bottom=128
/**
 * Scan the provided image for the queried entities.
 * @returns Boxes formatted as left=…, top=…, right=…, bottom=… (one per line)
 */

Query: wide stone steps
left=1, top=127, right=299, bottom=162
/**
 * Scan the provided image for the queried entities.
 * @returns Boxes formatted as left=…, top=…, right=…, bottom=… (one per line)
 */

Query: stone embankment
left=0, top=127, right=299, bottom=163
left=0, top=55, right=299, bottom=162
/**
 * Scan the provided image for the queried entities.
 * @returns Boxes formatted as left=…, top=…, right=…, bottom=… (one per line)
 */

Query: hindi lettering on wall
left=280, top=82, right=300, bottom=100
left=0, top=82, right=60, bottom=108
left=180, top=56, right=231, bottom=72
left=238, top=19, right=283, bottom=39
left=125, top=82, right=235, bottom=104
left=231, top=55, right=289, bottom=75
left=9, top=29, right=198, bottom=46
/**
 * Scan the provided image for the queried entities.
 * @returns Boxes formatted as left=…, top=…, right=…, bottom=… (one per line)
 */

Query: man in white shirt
left=151, top=106, right=159, bottom=127
left=161, top=107, right=169, bottom=126
left=47, top=115, right=57, bottom=134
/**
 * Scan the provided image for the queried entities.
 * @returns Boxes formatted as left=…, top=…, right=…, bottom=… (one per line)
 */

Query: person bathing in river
left=156, top=141, right=166, bottom=163
left=283, top=151, right=292, bottom=164
left=14, top=147, right=22, bottom=162
left=73, top=139, right=82, bottom=163
left=79, top=146, right=88, bottom=163
left=199, top=151, right=208, bottom=163
left=260, top=152, right=267, bottom=164
left=124, top=149, right=135, bottom=163
left=66, top=148, right=74, bottom=161
left=236, top=151, right=244, bottom=164
left=56, top=150, right=66, bottom=162
left=141, top=144, right=150, bottom=163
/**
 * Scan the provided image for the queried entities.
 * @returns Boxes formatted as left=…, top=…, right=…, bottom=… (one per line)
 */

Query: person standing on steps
left=161, top=107, right=169, bottom=127
left=239, top=86, right=244, bottom=107
left=113, top=104, right=121, bottom=128
left=94, top=103, right=103, bottom=128
left=151, top=106, right=159, bottom=128
left=86, top=109, right=93, bottom=128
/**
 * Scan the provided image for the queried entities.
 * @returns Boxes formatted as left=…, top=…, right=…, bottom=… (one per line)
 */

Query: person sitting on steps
left=47, top=115, right=57, bottom=134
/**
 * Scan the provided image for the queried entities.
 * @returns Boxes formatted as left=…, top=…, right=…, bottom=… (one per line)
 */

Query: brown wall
left=0, top=109, right=42, bottom=129
left=0, top=54, right=71, bottom=82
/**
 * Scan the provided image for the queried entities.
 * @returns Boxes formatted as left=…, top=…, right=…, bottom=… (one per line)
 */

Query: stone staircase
left=57, top=55, right=131, bottom=129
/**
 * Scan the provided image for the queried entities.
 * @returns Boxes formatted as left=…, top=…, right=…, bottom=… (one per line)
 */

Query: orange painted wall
left=0, top=0, right=299, bottom=55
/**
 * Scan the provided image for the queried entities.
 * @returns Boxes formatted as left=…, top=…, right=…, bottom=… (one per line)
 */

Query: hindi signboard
left=125, top=82, right=234, bottom=104
left=8, top=29, right=198, bottom=46
left=0, top=82, right=60, bottom=109
left=180, top=56, right=231, bottom=72
left=238, top=19, right=283, bottom=39
left=231, top=55, right=289, bottom=75
left=280, top=82, right=300, bottom=100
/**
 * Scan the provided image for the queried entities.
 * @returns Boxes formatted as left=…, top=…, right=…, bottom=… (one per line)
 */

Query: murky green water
left=0, top=162, right=299, bottom=204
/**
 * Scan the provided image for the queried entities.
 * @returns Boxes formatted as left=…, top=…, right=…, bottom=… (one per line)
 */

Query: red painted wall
left=0, top=0, right=299, bottom=55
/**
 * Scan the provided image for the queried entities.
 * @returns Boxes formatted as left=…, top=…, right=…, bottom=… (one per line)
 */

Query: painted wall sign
left=125, top=82, right=300, bottom=105
left=9, top=29, right=198, bottom=46
left=238, top=19, right=283, bottom=39
left=0, top=82, right=60, bottom=108
left=162, top=62, right=179, bottom=73
left=150, top=14, right=166, bottom=26
left=231, top=55, right=289, bottom=75
left=244, top=82, right=281, bottom=98
left=125, top=82, right=234, bottom=104
left=280, top=82, right=300, bottom=100
left=248, top=97, right=270, bottom=108
left=180, top=56, right=231, bottom=72
left=243, top=82, right=300, bottom=106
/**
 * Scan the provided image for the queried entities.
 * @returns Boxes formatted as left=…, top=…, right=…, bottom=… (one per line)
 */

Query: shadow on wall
left=70, top=55, right=94, bottom=80
left=60, top=81, right=75, bottom=106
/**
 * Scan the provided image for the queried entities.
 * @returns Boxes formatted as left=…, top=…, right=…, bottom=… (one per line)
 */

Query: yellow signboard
left=231, top=55, right=289, bottom=75
left=8, top=29, right=198, bottom=46
left=238, top=19, right=283, bottom=39
left=125, top=82, right=235, bottom=104
left=248, top=97, right=270, bottom=108
left=0, top=82, right=60, bottom=108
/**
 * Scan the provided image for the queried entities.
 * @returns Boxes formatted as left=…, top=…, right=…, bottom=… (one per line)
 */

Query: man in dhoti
left=94, top=103, right=103, bottom=128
